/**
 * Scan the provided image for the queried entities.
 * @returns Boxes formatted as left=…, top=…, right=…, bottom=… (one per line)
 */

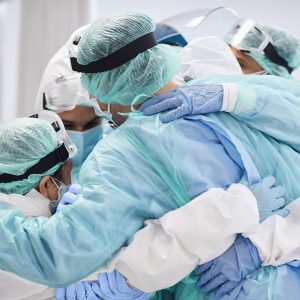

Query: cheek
left=113, top=114, right=128, bottom=125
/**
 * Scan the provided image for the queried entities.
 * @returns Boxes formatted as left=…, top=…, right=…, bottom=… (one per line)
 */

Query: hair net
left=35, top=28, right=91, bottom=113
left=0, top=118, right=61, bottom=194
left=78, top=12, right=181, bottom=106
left=247, top=25, right=300, bottom=77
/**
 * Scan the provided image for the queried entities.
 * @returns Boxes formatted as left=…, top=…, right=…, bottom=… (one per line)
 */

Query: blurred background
left=0, top=0, right=299, bottom=121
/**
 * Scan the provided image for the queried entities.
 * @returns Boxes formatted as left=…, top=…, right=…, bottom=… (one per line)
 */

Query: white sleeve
left=100, top=184, right=259, bottom=292
left=244, top=197, right=300, bottom=266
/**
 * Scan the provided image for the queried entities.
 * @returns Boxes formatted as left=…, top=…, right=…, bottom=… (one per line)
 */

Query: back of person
left=78, top=108, right=300, bottom=299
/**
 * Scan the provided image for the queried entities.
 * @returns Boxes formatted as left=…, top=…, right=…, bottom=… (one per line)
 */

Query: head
left=227, top=19, right=300, bottom=76
left=36, top=41, right=103, bottom=168
left=0, top=118, right=72, bottom=201
left=76, top=12, right=181, bottom=125
left=230, top=46, right=264, bottom=74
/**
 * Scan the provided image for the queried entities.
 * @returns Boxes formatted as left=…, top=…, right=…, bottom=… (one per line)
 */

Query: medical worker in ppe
left=156, top=18, right=300, bottom=78
left=36, top=34, right=104, bottom=182
left=69, top=12, right=300, bottom=298
left=0, top=12, right=300, bottom=300
left=0, top=112, right=77, bottom=300
left=141, top=60, right=300, bottom=299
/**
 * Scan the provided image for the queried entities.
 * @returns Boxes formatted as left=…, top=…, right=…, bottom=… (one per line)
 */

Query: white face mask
left=177, top=36, right=243, bottom=82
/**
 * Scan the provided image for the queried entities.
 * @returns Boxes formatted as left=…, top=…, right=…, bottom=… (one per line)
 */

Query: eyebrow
left=87, top=117, right=101, bottom=124
left=61, top=119, right=75, bottom=126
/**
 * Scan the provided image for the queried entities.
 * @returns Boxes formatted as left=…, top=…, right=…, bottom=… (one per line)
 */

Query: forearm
left=245, top=197, right=300, bottom=266
left=0, top=187, right=142, bottom=287
left=231, top=82, right=300, bottom=151
left=103, top=184, right=259, bottom=292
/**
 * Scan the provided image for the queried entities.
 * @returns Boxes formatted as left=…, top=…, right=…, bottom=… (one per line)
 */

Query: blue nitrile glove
left=140, top=83, right=224, bottom=123
left=56, top=184, right=82, bottom=213
left=195, top=235, right=261, bottom=298
left=97, top=270, right=153, bottom=300
left=249, top=176, right=289, bottom=222
left=55, top=281, right=99, bottom=300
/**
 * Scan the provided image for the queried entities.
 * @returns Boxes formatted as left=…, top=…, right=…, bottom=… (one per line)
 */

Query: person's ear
left=38, top=176, right=56, bottom=200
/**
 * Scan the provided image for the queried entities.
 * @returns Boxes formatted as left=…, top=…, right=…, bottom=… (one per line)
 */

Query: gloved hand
left=248, top=176, right=289, bottom=222
left=96, top=270, right=152, bottom=300
left=56, top=183, right=82, bottom=213
left=140, top=83, right=224, bottom=123
left=194, top=235, right=261, bottom=298
left=55, top=281, right=99, bottom=300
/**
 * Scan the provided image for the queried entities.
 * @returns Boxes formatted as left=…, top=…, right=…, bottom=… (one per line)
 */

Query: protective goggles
left=0, top=111, right=77, bottom=183
left=90, top=97, right=118, bottom=127
left=226, top=18, right=293, bottom=73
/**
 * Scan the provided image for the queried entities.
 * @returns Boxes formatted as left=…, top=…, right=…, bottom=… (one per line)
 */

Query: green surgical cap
left=78, top=12, right=180, bottom=106
left=247, top=25, right=300, bottom=77
left=0, top=118, right=61, bottom=195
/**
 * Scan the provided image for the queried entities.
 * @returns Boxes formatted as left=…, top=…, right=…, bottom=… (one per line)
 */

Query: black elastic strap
left=43, top=93, right=50, bottom=110
left=264, top=43, right=293, bottom=73
left=0, top=144, right=69, bottom=183
left=71, top=32, right=158, bottom=73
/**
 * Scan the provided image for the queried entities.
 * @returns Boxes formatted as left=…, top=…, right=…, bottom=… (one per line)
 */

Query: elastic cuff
left=221, top=83, right=238, bottom=112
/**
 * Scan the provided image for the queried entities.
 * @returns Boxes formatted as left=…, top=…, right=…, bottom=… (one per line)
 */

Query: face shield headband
left=0, top=111, right=77, bottom=183
left=70, top=32, right=158, bottom=73
left=227, top=19, right=293, bottom=73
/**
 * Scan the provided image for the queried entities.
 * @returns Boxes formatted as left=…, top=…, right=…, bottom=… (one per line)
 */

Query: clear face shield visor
left=30, top=111, right=77, bottom=159
left=226, top=19, right=272, bottom=53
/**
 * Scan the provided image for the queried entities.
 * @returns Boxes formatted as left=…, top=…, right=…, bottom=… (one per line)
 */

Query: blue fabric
left=194, top=235, right=261, bottom=298
left=154, top=23, right=188, bottom=47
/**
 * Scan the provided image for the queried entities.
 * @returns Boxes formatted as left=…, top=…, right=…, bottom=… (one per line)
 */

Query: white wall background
left=0, top=0, right=299, bottom=121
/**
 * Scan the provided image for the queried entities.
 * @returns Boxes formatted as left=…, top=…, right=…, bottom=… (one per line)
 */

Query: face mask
left=67, top=124, right=103, bottom=167
left=50, top=177, right=69, bottom=214
left=178, top=36, right=243, bottom=81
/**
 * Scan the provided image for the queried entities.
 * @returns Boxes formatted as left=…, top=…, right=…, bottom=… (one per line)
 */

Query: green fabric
left=78, top=12, right=180, bottom=106
left=0, top=118, right=60, bottom=194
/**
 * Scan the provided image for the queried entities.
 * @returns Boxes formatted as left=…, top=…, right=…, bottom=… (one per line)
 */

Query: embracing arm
left=101, top=184, right=259, bottom=292
left=141, top=76, right=300, bottom=151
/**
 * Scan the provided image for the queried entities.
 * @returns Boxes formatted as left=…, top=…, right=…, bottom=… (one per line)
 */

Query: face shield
left=226, top=18, right=293, bottom=73
left=0, top=111, right=77, bottom=184
left=30, top=111, right=77, bottom=159
left=226, top=19, right=271, bottom=52
left=158, top=7, right=239, bottom=43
